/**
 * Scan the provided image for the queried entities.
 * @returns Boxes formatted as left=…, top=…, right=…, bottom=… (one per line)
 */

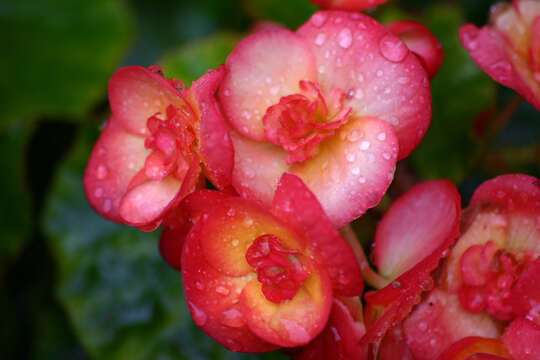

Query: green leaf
left=0, top=124, right=32, bottom=266
left=243, top=0, right=318, bottom=29
left=409, top=4, right=496, bottom=182
left=0, top=0, right=133, bottom=127
left=42, top=124, right=288, bottom=360
left=160, top=33, right=241, bottom=86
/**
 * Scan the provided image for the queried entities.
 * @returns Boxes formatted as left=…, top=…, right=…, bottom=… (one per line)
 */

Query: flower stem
left=340, top=224, right=389, bottom=290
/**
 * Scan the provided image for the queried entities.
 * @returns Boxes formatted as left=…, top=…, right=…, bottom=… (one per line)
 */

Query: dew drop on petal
left=338, top=28, right=353, bottom=49
left=351, top=167, right=360, bottom=175
left=360, top=141, right=371, bottom=150
left=314, top=33, right=326, bottom=46
left=377, top=132, right=386, bottom=141
left=311, top=13, right=327, bottom=27
left=96, top=165, right=108, bottom=180
left=221, top=308, right=245, bottom=328
left=379, top=33, right=408, bottom=63
left=216, top=286, right=230, bottom=296
left=358, top=176, right=366, bottom=184
left=103, top=199, right=112, bottom=213
left=189, top=302, right=208, bottom=326
left=346, top=153, right=356, bottom=162
left=94, top=187, right=103, bottom=198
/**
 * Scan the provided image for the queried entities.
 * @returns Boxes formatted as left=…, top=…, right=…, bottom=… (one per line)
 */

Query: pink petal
left=459, top=24, right=540, bottom=111
left=189, top=66, right=234, bottom=190
left=402, top=290, right=501, bottom=360
left=118, top=176, right=183, bottom=228
left=372, top=180, right=461, bottom=280
left=230, top=130, right=290, bottom=207
left=470, top=174, right=540, bottom=217
left=159, top=223, right=191, bottom=271
left=309, top=0, right=386, bottom=11
left=271, top=173, right=364, bottom=296
left=108, top=66, right=185, bottom=135
left=220, top=29, right=318, bottom=141
left=297, top=11, right=432, bottom=159
left=83, top=119, right=149, bottom=223
left=291, top=116, right=398, bottom=228
left=386, top=20, right=444, bottom=79
left=509, top=257, right=540, bottom=321
left=501, top=317, right=540, bottom=360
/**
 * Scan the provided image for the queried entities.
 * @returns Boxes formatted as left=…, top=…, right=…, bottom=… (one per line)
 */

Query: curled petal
left=436, top=337, right=510, bottom=360
left=386, top=20, right=444, bottom=79
left=84, top=119, right=149, bottom=223
left=108, top=66, right=185, bottom=135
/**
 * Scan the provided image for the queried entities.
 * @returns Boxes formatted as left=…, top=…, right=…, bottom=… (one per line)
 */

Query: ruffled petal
left=435, top=337, right=510, bottom=360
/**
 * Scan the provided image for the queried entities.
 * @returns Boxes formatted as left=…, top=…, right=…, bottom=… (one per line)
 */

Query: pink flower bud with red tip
left=220, top=11, right=431, bottom=227
left=309, top=0, right=387, bottom=11
left=180, top=174, right=363, bottom=352
left=459, top=0, right=540, bottom=111
left=84, top=66, right=233, bottom=230
left=386, top=20, right=444, bottom=79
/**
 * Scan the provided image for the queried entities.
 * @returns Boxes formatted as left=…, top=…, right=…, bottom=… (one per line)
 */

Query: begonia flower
left=219, top=10, right=431, bottom=227
left=308, top=0, right=387, bottom=11
left=84, top=66, right=233, bottom=230
left=460, top=0, right=540, bottom=111
left=181, top=173, right=363, bottom=352
left=391, top=174, right=540, bottom=360
left=386, top=20, right=444, bottom=79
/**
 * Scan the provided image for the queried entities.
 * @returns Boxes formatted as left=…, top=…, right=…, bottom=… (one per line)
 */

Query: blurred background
left=1, top=0, right=538, bottom=359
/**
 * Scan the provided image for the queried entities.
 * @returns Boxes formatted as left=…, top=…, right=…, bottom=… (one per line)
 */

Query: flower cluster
left=83, top=2, right=539, bottom=359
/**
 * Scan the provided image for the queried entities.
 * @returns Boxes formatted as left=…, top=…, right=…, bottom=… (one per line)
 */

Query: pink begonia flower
left=219, top=11, right=431, bottom=227
left=386, top=20, right=444, bottom=79
left=460, top=0, right=540, bottom=111
left=380, top=174, right=540, bottom=360
left=309, top=0, right=386, bottom=11
left=180, top=174, right=362, bottom=352
left=84, top=66, right=233, bottom=231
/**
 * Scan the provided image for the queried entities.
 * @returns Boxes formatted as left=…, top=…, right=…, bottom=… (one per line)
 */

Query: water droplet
left=496, top=190, right=506, bottom=199
left=311, top=13, right=327, bottom=27
left=318, top=65, right=325, bottom=74
left=418, top=321, right=428, bottom=331
left=334, top=17, right=343, bottom=24
left=383, top=153, right=391, bottom=160
left=221, top=308, right=245, bottom=328
left=226, top=338, right=243, bottom=351
left=379, top=33, right=408, bottom=63
left=223, top=89, right=231, bottom=96
left=265, top=76, right=272, bottom=84
left=232, top=239, right=239, bottom=247
left=216, top=286, right=230, bottom=296
left=360, top=141, right=371, bottom=150
left=392, top=281, right=401, bottom=288
left=346, top=153, right=356, bottom=162
left=376, top=69, right=383, bottom=77
left=103, top=199, right=112, bottom=213
left=227, top=208, right=236, bottom=216
left=94, top=187, right=103, bottom=198
left=96, top=165, right=108, bottom=180
left=347, top=130, right=362, bottom=142
left=351, top=167, right=360, bottom=175
left=338, top=28, right=353, bottom=49
left=189, top=302, right=208, bottom=326
left=398, top=77, right=409, bottom=84
left=377, top=132, right=386, bottom=141
left=195, top=281, right=204, bottom=290
left=355, top=88, right=364, bottom=100
left=314, top=33, right=326, bottom=46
